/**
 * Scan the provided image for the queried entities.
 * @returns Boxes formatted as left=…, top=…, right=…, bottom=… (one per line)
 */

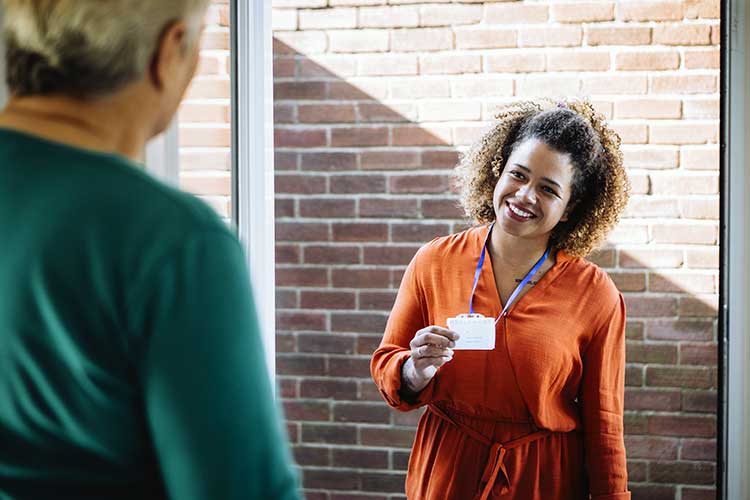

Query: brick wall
left=180, top=0, right=721, bottom=498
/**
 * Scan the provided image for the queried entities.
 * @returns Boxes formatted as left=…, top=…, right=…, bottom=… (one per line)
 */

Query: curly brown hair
left=454, top=98, right=630, bottom=258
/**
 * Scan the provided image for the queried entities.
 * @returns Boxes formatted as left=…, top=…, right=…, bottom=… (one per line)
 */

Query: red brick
left=622, top=196, right=679, bottom=218
left=363, top=245, right=420, bottom=266
left=276, top=243, right=300, bottom=264
left=627, top=460, right=647, bottom=482
left=624, top=388, right=681, bottom=411
left=273, top=58, right=296, bottom=78
left=304, top=245, right=360, bottom=264
left=277, top=355, right=327, bottom=376
left=331, top=127, right=389, bottom=147
left=276, top=222, right=329, bottom=242
left=327, top=357, right=373, bottom=377
left=623, top=296, right=677, bottom=317
left=610, top=272, right=646, bottom=292
left=276, top=290, right=298, bottom=309
left=628, top=485, right=675, bottom=499
left=646, top=320, right=713, bottom=341
left=683, top=487, right=716, bottom=500
left=303, top=469, right=360, bottom=490
left=650, top=272, right=715, bottom=294
left=292, top=445, right=330, bottom=467
left=358, top=102, right=416, bottom=122
left=518, top=26, right=582, bottom=47
left=283, top=401, right=331, bottom=421
left=624, top=435, right=678, bottom=459
left=648, top=415, right=716, bottom=437
left=276, top=174, right=327, bottom=194
left=276, top=266, right=329, bottom=287
left=389, top=175, right=451, bottom=194
left=646, top=366, right=713, bottom=389
left=299, top=199, right=357, bottom=218
left=681, top=343, right=718, bottom=366
left=585, top=26, right=652, bottom=46
left=333, top=402, right=391, bottom=423
left=360, top=472, right=407, bottom=493
left=359, top=291, right=398, bottom=311
left=422, top=199, right=463, bottom=218
left=332, top=268, right=390, bottom=288
left=391, top=223, right=450, bottom=243
left=298, top=55, right=357, bottom=78
left=297, top=333, right=356, bottom=355
left=681, top=438, right=717, bottom=460
left=650, top=462, right=715, bottom=485
left=679, top=295, right=719, bottom=316
left=301, top=290, right=357, bottom=310
left=300, top=379, right=358, bottom=399
left=299, top=104, right=356, bottom=123
left=682, top=390, right=717, bottom=413
left=333, top=223, right=389, bottom=242
left=331, top=175, right=387, bottom=194
left=653, top=23, right=711, bottom=45
left=361, top=150, right=421, bottom=170
left=331, top=312, right=388, bottom=333
left=360, top=427, right=416, bottom=447
left=276, top=333, right=296, bottom=354
left=275, top=127, right=327, bottom=148
left=484, top=4, right=549, bottom=24
left=273, top=103, right=295, bottom=124
left=626, top=366, right=643, bottom=387
left=301, top=152, right=357, bottom=171
left=360, top=198, right=420, bottom=218
left=422, top=150, right=460, bottom=169
left=302, top=423, right=357, bottom=444
left=332, top=448, right=389, bottom=469
left=626, top=342, right=678, bottom=364
left=274, top=81, right=327, bottom=100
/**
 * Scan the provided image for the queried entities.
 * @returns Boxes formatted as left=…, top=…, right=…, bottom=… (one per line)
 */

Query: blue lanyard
left=468, top=223, right=551, bottom=319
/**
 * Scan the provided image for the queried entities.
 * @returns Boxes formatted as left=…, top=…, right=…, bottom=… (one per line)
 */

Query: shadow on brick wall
left=272, top=39, right=719, bottom=500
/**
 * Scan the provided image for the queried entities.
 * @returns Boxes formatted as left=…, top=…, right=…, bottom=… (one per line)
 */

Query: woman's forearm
left=401, top=356, right=430, bottom=394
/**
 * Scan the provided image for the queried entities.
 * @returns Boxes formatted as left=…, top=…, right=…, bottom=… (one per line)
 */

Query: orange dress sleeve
left=371, top=247, right=438, bottom=411
left=580, top=293, right=630, bottom=500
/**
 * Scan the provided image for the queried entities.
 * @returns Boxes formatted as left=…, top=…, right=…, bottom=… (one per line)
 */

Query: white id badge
left=447, top=314, right=496, bottom=350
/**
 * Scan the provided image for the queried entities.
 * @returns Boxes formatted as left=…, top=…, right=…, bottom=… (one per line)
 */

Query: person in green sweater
left=0, top=1, right=299, bottom=499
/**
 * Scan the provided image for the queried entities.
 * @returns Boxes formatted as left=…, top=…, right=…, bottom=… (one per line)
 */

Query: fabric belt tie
left=427, top=404, right=551, bottom=500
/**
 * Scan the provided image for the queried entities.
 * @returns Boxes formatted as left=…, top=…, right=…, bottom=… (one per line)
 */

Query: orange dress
left=371, top=226, right=630, bottom=500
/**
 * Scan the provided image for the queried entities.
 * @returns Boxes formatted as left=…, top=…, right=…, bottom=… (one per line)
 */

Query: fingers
left=413, top=344, right=454, bottom=358
left=412, top=354, right=452, bottom=371
left=410, top=326, right=460, bottom=350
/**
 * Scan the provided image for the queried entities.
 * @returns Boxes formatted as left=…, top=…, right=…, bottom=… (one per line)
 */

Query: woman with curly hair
left=371, top=99, right=631, bottom=500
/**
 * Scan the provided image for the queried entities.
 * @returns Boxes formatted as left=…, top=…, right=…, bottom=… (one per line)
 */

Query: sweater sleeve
left=371, top=247, right=438, bottom=411
left=135, top=230, right=300, bottom=500
left=580, top=293, right=630, bottom=500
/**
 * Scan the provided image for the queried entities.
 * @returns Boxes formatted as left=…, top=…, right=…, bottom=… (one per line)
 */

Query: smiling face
left=493, top=138, right=575, bottom=244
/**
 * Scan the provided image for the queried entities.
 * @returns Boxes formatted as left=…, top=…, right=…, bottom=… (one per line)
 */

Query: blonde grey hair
left=2, top=0, right=210, bottom=97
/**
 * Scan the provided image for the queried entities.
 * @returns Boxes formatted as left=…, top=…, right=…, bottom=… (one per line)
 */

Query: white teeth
left=509, top=204, right=534, bottom=218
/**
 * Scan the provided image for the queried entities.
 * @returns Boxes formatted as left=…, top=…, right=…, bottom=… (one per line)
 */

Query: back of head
left=2, top=0, right=210, bottom=98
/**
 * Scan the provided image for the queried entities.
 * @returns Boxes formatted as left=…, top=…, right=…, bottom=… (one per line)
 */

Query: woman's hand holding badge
left=401, top=326, right=459, bottom=394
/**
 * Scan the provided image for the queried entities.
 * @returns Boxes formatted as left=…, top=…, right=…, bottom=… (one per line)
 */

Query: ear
left=148, top=20, right=189, bottom=91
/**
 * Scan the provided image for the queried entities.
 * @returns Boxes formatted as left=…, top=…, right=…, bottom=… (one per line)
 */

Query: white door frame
left=231, top=0, right=276, bottom=381
left=723, top=0, right=750, bottom=498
